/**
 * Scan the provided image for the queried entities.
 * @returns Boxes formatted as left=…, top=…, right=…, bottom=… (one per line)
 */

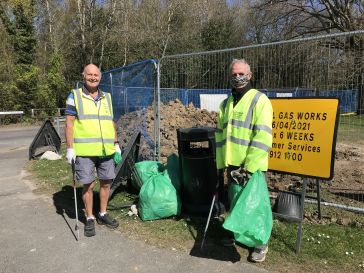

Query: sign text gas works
left=268, top=98, right=339, bottom=179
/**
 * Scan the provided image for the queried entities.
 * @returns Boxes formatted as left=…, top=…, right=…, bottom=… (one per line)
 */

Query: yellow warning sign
left=269, top=98, right=339, bottom=179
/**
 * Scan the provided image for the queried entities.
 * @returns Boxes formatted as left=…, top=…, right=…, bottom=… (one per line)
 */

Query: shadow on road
left=52, top=185, right=99, bottom=240
left=53, top=185, right=83, bottom=219
left=185, top=216, right=242, bottom=263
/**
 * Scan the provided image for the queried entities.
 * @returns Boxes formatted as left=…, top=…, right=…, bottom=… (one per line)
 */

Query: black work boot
left=97, top=213, right=119, bottom=229
left=84, top=218, right=96, bottom=237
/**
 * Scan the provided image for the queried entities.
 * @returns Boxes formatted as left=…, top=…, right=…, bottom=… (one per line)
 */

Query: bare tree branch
left=99, top=0, right=116, bottom=69
left=77, top=0, right=86, bottom=53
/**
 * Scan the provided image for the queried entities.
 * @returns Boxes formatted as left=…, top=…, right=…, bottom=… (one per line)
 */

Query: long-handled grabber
left=71, top=159, right=80, bottom=241
left=200, top=192, right=217, bottom=250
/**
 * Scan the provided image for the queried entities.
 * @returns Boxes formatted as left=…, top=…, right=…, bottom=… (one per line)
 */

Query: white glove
left=115, top=143, right=121, bottom=154
left=66, top=148, right=76, bottom=164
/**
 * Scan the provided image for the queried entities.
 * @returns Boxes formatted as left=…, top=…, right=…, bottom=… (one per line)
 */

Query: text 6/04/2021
left=272, top=121, right=311, bottom=130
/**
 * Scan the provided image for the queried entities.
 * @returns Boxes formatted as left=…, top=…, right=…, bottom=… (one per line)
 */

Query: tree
left=252, top=0, right=364, bottom=114
left=0, top=17, right=15, bottom=84
left=0, top=0, right=40, bottom=113
left=46, top=54, right=66, bottom=107
left=254, top=0, right=363, bottom=35
left=0, top=0, right=37, bottom=65
left=0, top=27, right=18, bottom=111
left=201, top=10, right=234, bottom=50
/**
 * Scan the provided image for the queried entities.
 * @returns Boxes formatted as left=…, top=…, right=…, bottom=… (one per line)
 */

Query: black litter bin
left=177, top=127, right=222, bottom=216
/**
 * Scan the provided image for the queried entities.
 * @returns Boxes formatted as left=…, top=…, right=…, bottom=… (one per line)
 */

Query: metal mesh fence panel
left=158, top=30, right=364, bottom=215
left=100, top=59, right=157, bottom=160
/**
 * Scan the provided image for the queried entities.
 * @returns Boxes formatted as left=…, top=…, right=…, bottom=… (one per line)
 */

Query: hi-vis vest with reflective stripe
left=72, top=88, right=115, bottom=156
left=215, top=89, right=273, bottom=173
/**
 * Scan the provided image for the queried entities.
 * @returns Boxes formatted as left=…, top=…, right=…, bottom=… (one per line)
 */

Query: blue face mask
left=230, top=74, right=249, bottom=89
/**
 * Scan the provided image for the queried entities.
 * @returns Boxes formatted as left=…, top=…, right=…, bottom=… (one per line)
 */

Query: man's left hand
left=113, top=143, right=122, bottom=165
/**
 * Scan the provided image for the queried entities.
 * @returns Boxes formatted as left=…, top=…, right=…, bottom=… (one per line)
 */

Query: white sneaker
left=249, top=246, right=268, bottom=263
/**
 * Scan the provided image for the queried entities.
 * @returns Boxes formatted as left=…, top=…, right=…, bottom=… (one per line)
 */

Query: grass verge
left=27, top=149, right=364, bottom=273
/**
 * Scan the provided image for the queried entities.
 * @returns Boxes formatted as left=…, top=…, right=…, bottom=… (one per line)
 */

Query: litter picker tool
left=200, top=192, right=217, bottom=250
left=71, top=159, right=80, bottom=241
left=200, top=168, right=224, bottom=250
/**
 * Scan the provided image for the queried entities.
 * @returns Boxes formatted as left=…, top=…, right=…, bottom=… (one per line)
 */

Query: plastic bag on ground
left=131, top=161, right=165, bottom=192
left=223, top=171, right=273, bottom=247
left=138, top=169, right=181, bottom=221
left=166, top=154, right=181, bottom=193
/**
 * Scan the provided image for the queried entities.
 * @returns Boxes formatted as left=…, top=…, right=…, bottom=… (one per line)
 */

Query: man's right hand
left=66, top=148, right=76, bottom=164
left=230, top=167, right=251, bottom=185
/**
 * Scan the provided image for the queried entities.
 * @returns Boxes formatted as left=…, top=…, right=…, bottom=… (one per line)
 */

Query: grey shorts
left=75, top=156, right=115, bottom=185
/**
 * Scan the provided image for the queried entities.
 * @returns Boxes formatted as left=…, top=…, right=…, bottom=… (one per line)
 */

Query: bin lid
left=177, top=127, right=215, bottom=141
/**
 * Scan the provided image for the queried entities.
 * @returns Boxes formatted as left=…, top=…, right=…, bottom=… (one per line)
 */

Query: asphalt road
left=0, top=125, right=275, bottom=273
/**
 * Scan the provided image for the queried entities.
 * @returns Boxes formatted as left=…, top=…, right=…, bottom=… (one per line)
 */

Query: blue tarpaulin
left=99, top=59, right=157, bottom=121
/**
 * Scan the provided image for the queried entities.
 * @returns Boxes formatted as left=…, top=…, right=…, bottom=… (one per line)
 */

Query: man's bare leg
left=83, top=181, right=95, bottom=218
left=99, top=180, right=111, bottom=214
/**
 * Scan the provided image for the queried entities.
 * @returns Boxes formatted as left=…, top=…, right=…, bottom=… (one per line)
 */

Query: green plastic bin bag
left=228, top=181, right=245, bottom=210
left=166, top=154, right=181, bottom=193
left=223, top=171, right=273, bottom=247
left=131, top=161, right=165, bottom=192
left=138, top=170, right=181, bottom=221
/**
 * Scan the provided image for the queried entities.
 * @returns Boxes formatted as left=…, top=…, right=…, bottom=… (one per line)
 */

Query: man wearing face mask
left=215, top=59, right=273, bottom=262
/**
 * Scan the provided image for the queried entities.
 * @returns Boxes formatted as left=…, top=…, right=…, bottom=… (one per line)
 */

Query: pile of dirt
left=118, top=99, right=217, bottom=161
left=333, top=143, right=364, bottom=187
left=146, top=99, right=218, bottom=160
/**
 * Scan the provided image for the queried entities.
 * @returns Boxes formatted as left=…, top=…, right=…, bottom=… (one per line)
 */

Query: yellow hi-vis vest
left=215, top=89, right=273, bottom=173
left=72, top=88, right=115, bottom=157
